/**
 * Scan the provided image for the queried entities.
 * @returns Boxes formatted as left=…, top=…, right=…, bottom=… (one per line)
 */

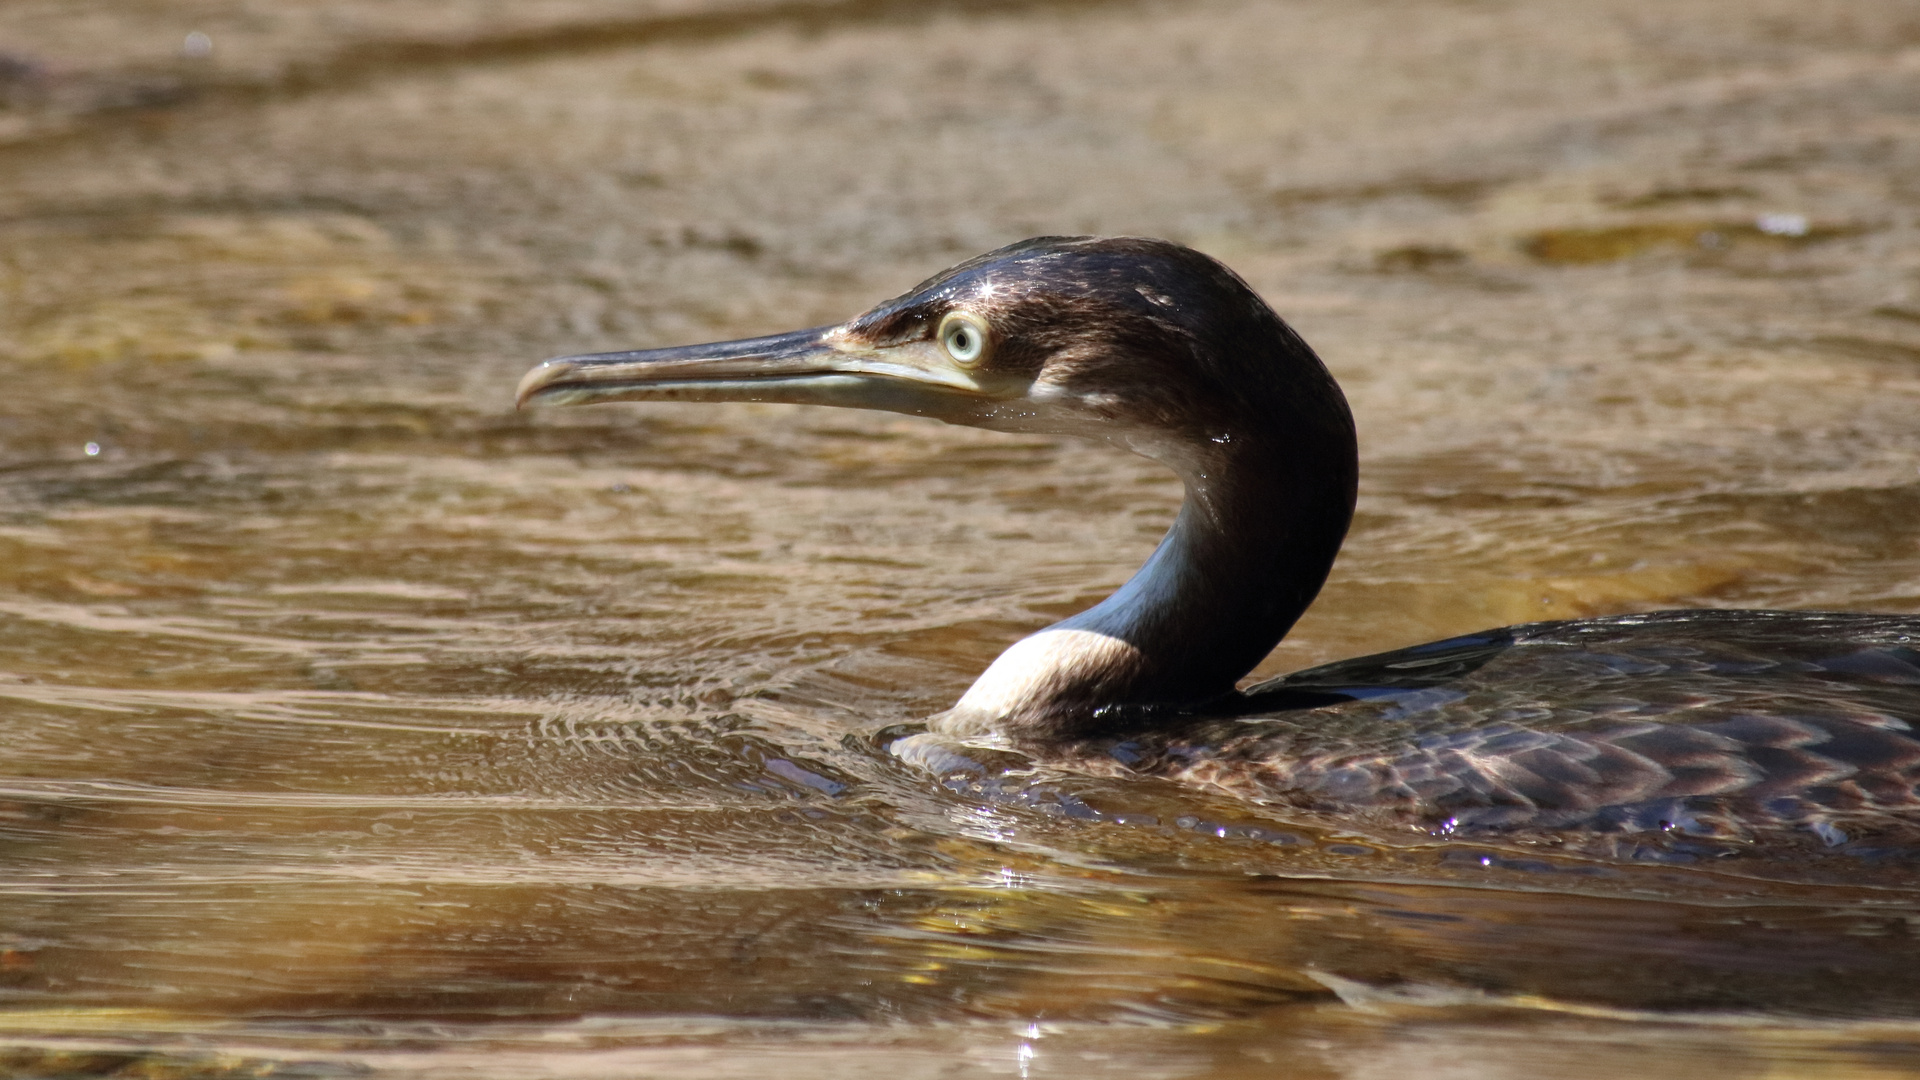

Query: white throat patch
left=937, top=627, right=1145, bottom=734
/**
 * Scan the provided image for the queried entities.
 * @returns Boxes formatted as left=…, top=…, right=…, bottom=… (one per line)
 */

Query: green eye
left=939, top=312, right=989, bottom=366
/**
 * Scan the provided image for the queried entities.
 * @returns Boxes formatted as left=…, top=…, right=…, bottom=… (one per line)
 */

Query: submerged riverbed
left=3, top=1, right=1920, bottom=1075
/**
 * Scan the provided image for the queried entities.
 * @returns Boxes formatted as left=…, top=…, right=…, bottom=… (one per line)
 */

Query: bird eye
left=939, top=312, right=990, bottom=367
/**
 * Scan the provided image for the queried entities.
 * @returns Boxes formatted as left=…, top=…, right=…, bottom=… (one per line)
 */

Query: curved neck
left=937, top=430, right=1356, bottom=741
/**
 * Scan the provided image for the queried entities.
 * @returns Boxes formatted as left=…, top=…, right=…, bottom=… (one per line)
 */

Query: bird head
left=518, top=236, right=1347, bottom=479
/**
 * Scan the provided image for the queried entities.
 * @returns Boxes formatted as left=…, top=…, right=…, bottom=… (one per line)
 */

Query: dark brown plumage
left=1095, top=610, right=1920, bottom=844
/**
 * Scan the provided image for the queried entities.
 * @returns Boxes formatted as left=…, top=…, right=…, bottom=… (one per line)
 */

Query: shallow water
left=4, top=0, right=1920, bottom=1075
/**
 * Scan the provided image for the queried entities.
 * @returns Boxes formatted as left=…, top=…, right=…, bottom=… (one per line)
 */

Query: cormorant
left=519, top=236, right=1920, bottom=844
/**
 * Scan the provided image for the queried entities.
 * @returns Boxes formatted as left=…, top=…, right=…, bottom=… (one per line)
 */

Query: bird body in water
left=520, top=236, right=1920, bottom=848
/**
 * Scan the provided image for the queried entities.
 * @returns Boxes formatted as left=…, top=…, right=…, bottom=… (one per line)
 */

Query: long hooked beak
left=516, top=325, right=1003, bottom=420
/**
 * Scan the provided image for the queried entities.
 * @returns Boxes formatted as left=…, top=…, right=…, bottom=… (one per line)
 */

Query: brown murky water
left=4, top=1, right=1920, bottom=1075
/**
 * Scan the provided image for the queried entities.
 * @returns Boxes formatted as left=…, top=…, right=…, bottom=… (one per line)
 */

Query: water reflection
left=4, top=0, right=1920, bottom=1074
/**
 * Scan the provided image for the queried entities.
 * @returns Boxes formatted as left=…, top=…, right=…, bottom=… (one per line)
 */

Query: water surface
left=3, top=0, right=1920, bottom=1075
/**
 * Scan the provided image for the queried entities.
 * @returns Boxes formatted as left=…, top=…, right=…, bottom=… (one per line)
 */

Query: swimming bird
left=519, top=236, right=1920, bottom=846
